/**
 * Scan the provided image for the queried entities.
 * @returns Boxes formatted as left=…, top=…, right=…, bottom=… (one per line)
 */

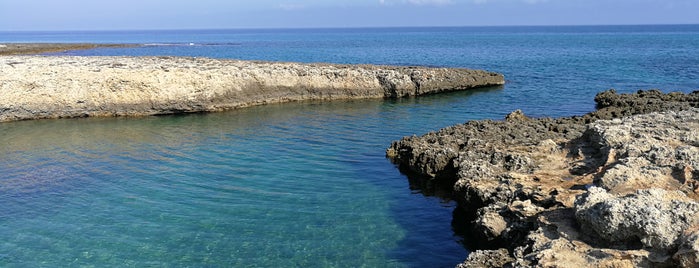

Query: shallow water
left=1, top=26, right=698, bottom=267
left=0, top=91, right=505, bottom=267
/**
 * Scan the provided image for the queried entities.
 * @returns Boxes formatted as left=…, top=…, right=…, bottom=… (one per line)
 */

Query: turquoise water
left=1, top=26, right=699, bottom=267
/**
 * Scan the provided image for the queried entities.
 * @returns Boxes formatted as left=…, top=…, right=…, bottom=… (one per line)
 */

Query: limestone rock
left=0, top=56, right=505, bottom=122
left=386, top=90, right=699, bottom=267
left=457, top=248, right=513, bottom=268
left=585, top=110, right=699, bottom=195
left=474, top=206, right=508, bottom=241
left=593, top=89, right=699, bottom=118
left=575, top=187, right=699, bottom=252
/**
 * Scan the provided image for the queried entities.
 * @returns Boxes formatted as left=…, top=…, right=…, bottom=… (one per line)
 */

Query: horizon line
left=2, top=23, right=698, bottom=33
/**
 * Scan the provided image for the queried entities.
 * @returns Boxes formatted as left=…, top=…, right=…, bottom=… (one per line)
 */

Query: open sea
left=1, top=25, right=698, bottom=267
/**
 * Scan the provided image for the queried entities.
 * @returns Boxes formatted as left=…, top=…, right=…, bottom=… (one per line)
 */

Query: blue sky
left=1, top=0, right=698, bottom=31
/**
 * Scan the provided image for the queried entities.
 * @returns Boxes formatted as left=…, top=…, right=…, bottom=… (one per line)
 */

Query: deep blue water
left=1, top=25, right=698, bottom=267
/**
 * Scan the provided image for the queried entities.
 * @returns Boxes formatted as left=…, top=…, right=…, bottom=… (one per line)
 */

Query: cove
left=0, top=87, right=502, bottom=267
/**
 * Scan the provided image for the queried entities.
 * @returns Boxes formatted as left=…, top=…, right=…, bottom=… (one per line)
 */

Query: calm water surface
left=1, top=25, right=698, bottom=267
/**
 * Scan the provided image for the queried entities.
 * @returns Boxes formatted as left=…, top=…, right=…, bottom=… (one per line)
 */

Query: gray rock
left=386, top=90, right=699, bottom=267
left=593, top=89, right=699, bottom=118
left=675, top=228, right=699, bottom=268
left=575, top=187, right=699, bottom=251
left=585, top=110, right=699, bottom=194
left=457, top=248, right=513, bottom=268
left=473, top=205, right=508, bottom=242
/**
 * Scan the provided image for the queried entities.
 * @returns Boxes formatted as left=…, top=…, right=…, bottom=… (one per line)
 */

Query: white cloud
left=278, top=3, right=305, bottom=10
left=379, top=0, right=454, bottom=6
left=407, top=0, right=454, bottom=5
left=470, top=0, right=552, bottom=3
left=379, top=0, right=552, bottom=6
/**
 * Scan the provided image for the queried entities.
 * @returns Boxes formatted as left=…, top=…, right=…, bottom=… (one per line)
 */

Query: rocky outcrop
left=0, top=56, right=504, bottom=122
left=387, top=90, right=699, bottom=267
left=576, top=187, right=699, bottom=251
left=0, top=43, right=133, bottom=56
left=585, top=110, right=699, bottom=195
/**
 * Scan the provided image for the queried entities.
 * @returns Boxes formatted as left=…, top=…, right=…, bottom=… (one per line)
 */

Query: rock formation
left=576, top=187, right=699, bottom=252
left=387, top=90, right=699, bottom=267
left=0, top=43, right=132, bottom=56
left=0, top=56, right=504, bottom=122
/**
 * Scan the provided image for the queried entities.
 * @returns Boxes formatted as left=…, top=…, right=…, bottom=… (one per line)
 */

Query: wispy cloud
left=379, top=0, right=454, bottom=6
left=407, top=0, right=454, bottom=5
left=522, top=0, right=550, bottom=4
left=278, top=3, right=305, bottom=11
left=470, top=0, right=552, bottom=3
left=379, top=0, right=552, bottom=6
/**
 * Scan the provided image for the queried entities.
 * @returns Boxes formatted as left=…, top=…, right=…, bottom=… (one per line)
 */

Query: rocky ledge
left=0, top=56, right=504, bottom=122
left=0, top=43, right=134, bottom=56
left=387, top=89, right=699, bottom=267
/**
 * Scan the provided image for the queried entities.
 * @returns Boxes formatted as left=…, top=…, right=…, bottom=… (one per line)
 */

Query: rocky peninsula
left=387, top=90, right=699, bottom=267
left=0, top=55, right=504, bottom=122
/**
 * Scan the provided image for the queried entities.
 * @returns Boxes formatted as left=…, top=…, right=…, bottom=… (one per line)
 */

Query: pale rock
left=575, top=187, right=699, bottom=252
left=0, top=56, right=504, bottom=122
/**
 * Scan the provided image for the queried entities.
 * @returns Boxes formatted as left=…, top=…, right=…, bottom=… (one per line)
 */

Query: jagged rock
left=594, top=89, right=699, bottom=117
left=575, top=187, right=699, bottom=252
left=511, top=213, right=671, bottom=268
left=504, top=109, right=529, bottom=122
left=509, top=200, right=545, bottom=218
left=675, top=228, right=699, bottom=267
left=386, top=90, right=699, bottom=267
left=473, top=205, right=509, bottom=243
left=0, top=56, right=504, bottom=122
left=585, top=110, right=699, bottom=195
left=457, top=248, right=513, bottom=268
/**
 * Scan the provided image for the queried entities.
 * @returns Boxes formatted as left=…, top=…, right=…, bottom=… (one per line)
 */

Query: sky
left=1, top=0, right=698, bottom=31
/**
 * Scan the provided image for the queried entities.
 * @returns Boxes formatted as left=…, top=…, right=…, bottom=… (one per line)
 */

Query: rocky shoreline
left=0, top=55, right=504, bottom=122
left=387, top=90, right=699, bottom=267
left=0, top=43, right=133, bottom=56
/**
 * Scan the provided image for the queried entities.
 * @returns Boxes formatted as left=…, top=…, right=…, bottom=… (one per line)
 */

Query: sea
left=1, top=25, right=698, bottom=267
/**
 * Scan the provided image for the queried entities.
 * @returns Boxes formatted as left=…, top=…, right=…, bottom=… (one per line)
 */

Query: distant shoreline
left=0, top=43, right=134, bottom=56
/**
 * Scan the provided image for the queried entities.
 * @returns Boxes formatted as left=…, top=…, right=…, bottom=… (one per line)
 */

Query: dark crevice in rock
left=395, top=163, right=457, bottom=199
left=409, top=71, right=422, bottom=95
left=377, top=73, right=399, bottom=98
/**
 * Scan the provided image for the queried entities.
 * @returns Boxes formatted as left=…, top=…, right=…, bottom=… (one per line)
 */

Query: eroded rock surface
left=0, top=56, right=504, bottom=122
left=387, top=90, right=699, bottom=267
left=675, top=228, right=699, bottom=267
left=587, top=110, right=699, bottom=195
left=576, top=187, right=699, bottom=251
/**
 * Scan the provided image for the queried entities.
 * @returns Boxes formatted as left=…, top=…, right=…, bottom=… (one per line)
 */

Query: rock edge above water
left=387, top=89, right=699, bottom=267
left=0, top=56, right=504, bottom=122
left=0, top=43, right=133, bottom=56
